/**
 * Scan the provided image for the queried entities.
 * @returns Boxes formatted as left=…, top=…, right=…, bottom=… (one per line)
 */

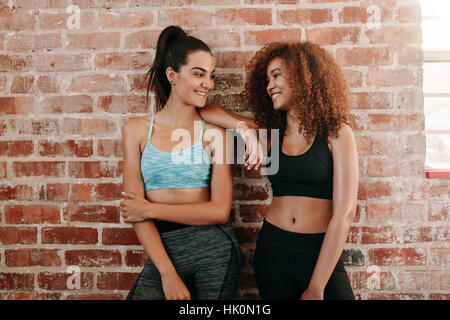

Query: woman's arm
left=199, top=103, right=264, bottom=170
left=198, top=103, right=259, bottom=130
left=301, top=124, right=359, bottom=300
left=122, top=119, right=190, bottom=300
left=121, top=126, right=233, bottom=226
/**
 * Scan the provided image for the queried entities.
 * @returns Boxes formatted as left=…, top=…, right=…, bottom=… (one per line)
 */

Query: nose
left=202, top=76, right=214, bottom=90
left=267, top=78, right=274, bottom=94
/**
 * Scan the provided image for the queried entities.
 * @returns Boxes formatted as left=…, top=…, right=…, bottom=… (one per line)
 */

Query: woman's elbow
left=214, top=204, right=231, bottom=225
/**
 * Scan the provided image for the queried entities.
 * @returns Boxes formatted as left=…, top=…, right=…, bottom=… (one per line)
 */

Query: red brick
left=66, top=32, right=120, bottom=50
left=0, top=54, right=32, bottom=72
left=397, top=270, right=447, bottom=291
left=45, top=183, right=70, bottom=201
left=42, top=227, right=98, bottom=244
left=354, top=135, right=392, bottom=155
left=95, top=183, right=123, bottom=200
left=98, top=139, right=122, bottom=157
left=157, top=9, right=213, bottom=27
left=306, top=27, right=360, bottom=45
left=366, top=69, right=417, bottom=87
left=35, top=54, right=92, bottom=72
left=66, top=293, right=123, bottom=300
left=244, top=29, right=301, bottom=46
left=336, top=47, right=391, bottom=66
left=214, top=51, right=255, bottom=69
left=233, top=183, right=269, bottom=201
left=368, top=114, right=424, bottom=131
left=10, top=75, right=35, bottom=93
left=97, top=272, right=139, bottom=290
left=102, top=227, right=140, bottom=245
left=37, top=75, right=60, bottom=93
left=63, top=203, right=120, bottom=223
left=351, top=271, right=395, bottom=290
left=239, top=204, right=269, bottom=222
left=67, top=74, right=126, bottom=93
left=38, top=140, right=93, bottom=157
left=38, top=272, right=93, bottom=290
left=191, top=29, right=240, bottom=48
left=62, top=118, right=117, bottom=136
left=99, top=10, right=153, bottom=28
left=0, top=97, right=34, bottom=114
left=38, top=11, right=95, bottom=29
left=0, top=161, right=6, bottom=179
left=68, top=161, right=122, bottom=178
left=0, top=227, right=37, bottom=245
left=0, top=9, right=35, bottom=30
left=98, top=95, right=150, bottom=113
left=65, top=250, right=121, bottom=267
left=6, top=292, right=61, bottom=300
left=277, top=8, right=332, bottom=25
left=7, top=33, right=62, bottom=51
left=124, top=30, right=160, bottom=49
left=234, top=227, right=260, bottom=244
left=5, top=249, right=61, bottom=267
left=369, top=248, right=426, bottom=266
left=5, top=205, right=60, bottom=224
left=70, top=183, right=93, bottom=202
left=39, top=95, right=93, bottom=113
left=0, top=140, right=34, bottom=157
left=360, top=226, right=398, bottom=244
left=216, top=8, right=272, bottom=25
left=0, top=273, right=34, bottom=291
left=365, top=26, right=422, bottom=45
left=95, top=52, right=151, bottom=70
left=13, top=161, right=65, bottom=177
left=125, top=250, right=148, bottom=267
left=358, top=181, right=391, bottom=200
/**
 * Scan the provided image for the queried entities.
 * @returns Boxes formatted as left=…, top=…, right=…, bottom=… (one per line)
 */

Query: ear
left=166, top=67, right=177, bottom=85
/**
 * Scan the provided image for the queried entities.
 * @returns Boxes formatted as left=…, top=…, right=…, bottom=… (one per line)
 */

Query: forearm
left=199, top=104, right=258, bottom=130
left=132, top=221, right=176, bottom=276
left=308, top=216, right=352, bottom=291
left=147, top=201, right=230, bottom=226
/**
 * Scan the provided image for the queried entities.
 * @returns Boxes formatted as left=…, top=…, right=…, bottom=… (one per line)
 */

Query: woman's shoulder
left=328, top=123, right=356, bottom=153
left=122, top=115, right=151, bottom=140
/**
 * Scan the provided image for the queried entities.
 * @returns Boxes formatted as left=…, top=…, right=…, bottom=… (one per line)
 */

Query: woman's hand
left=300, top=287, right=324, bottom=300
left=237, top=124, right=264, bottom=170
left=161, top=271, right=191, bottom=300
left=120, top=192, right=152, bottom=223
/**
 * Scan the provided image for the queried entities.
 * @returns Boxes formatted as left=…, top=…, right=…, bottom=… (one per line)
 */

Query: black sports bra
left=267, top=131, right=333, bottom=200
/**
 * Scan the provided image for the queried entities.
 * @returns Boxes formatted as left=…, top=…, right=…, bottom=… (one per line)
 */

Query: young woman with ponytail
left=120, top=26, right=241, bottom=300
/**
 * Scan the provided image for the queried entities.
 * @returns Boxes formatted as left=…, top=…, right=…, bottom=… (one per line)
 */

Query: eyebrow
left=191, top=67, right=215, bottom=73
left=266, top=67, right=281, bottom=78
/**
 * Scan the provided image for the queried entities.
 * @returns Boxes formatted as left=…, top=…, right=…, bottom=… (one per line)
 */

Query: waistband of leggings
left=259, top=219, right=325, bottom=252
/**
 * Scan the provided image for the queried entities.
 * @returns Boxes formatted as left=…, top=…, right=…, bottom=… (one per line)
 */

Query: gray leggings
left=126, top=222, right=241, bottom=300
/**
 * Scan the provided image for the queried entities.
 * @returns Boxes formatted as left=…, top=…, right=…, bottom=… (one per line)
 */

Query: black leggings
left=254, top=219, right=355, bottom=300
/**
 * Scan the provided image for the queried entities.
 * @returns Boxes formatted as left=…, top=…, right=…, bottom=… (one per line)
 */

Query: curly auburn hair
left=245, top=41, right=350, bottom=143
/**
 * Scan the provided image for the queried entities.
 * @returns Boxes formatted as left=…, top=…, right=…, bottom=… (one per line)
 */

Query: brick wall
left=0, top=0, right=448, bottom=300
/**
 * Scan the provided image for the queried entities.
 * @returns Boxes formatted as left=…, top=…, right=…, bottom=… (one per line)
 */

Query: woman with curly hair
left=199, top=41, right=358, bottom=300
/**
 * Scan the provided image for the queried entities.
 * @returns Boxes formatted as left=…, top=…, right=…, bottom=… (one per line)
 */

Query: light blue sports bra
left=141, top=113, right=212, bottom=191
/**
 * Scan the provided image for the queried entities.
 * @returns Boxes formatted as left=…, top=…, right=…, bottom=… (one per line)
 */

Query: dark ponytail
left=146, top=26, right=211, bottom=111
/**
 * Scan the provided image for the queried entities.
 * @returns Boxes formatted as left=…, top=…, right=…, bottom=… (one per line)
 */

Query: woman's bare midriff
left=265, top=196, right=332, bottom=234
left=146, top=187, right=210, bottom=205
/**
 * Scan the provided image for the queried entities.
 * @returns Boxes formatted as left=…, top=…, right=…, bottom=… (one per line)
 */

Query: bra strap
left=147, top=113, right=155, bottom=141
left=199, top=120, right=205, bottom=142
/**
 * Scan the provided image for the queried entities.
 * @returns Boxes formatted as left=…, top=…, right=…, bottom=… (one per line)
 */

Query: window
left=421, top=0, right=450, bottom=178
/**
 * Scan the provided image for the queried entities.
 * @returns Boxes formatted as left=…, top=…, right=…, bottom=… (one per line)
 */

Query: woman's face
left=266, top=57, right=294, bottom=111
left=169, top=50, right=215, bottom=108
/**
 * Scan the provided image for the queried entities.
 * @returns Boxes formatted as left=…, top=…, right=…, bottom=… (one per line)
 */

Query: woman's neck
left=284, top=108, right=301, bottom=136
left=157, top=95, right=201, bottom=128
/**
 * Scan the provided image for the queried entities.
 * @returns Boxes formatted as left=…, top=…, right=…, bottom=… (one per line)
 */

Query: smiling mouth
left=270, top=92, right=281, bottom=100
left=195, top=90, right=208, bottom=98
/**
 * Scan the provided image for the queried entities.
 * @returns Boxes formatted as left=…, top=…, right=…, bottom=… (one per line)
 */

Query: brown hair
left=245, top=41, right=350, bottom=143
